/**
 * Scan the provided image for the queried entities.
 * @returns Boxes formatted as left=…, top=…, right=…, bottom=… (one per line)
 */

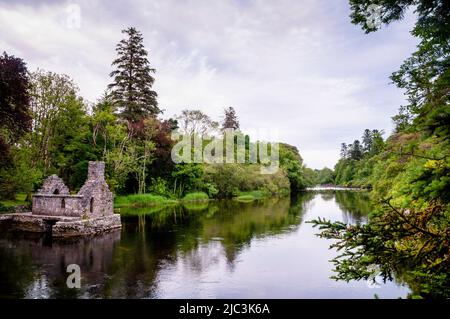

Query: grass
left=114, top=194, right=178, bottom=208
left=0, top=193, right=29, bottom=206
left=181, top=192, right=209, bottom=202
left=114, top=191, right=209, bottom=209
left=234, top=190, right=270, bottom=202
left=0, top=193, right=30, bottom=213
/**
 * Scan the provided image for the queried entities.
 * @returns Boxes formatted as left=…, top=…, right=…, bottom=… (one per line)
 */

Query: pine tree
left=340, top=143, right=348, bottom=159
left=108, top=27, right=160, bottom=123
left=221, top=106, right=239, bottom=131
left=349, top=140, right=363, bottom=160
left=361, top=129, right=372, bottom=154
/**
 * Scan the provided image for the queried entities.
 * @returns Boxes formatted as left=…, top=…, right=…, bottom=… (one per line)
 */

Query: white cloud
left=0, top=0, right=418, bottom=168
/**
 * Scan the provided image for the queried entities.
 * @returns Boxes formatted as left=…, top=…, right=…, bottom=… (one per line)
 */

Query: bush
left=114, top=193, right=176, bottom=207
left=204, top=164, right=290, bottom=199
left=182, top=192, right=209, bottom=202
left=148, top=177, right=172, bottom=197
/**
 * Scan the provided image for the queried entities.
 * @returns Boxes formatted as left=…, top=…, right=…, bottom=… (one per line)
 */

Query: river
left=0, top=190, right=410, bottom=298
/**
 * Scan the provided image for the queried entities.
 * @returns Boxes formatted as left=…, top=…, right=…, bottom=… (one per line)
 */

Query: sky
left=0, top=0, right=419, bottom=169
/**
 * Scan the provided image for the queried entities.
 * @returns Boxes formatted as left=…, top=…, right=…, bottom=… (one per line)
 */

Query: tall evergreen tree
left=108, top=27, right=160, bottom=123
left=221, top=106, right=240, bottom=131
left=340, top=143, right=348, bottom=159
left=349, top=140, right=363, bottom=160
left=361, top=129, right=372, bottom=153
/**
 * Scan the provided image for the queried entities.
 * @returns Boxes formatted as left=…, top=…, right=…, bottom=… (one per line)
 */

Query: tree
left=279, top=143, right=307, bottom=192
left=108, top=27, right=160, bottom=124
left=313, top=0, right=450, bottom=298
left=350, top=0, right=450, bottom=134
left=0, top=52, right=32, bottom=165
left=361, top=129, right=372, bottom=154
left=176, top=109, right=219, bottom=136
left=221, top=106, right=239, bottom=131
left=340, top=143, right=348, bottom=159
left=29, top=70, right=81, bottom=172
left=349, top=140, right=363, bottom=160
left=369, top=129, right=384, bottom=156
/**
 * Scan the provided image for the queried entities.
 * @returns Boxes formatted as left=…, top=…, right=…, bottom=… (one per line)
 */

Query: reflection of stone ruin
left=0, top=230, right=121, bottom=298
left=0, top=161, right=121, bottom=237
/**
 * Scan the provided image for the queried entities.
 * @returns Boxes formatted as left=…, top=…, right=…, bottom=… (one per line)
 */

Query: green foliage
left=235, top=190, right=271, bottom=202
left=0, top=193, right=28, bottom=210
left=313, top=0, right=450, bottom=298
left=114, top=193, right=177, bottom=208
left=334, top=129, right=386, bottom=187
left=279, top=143, right=308, bottom=191
left=313, top=167, right=335, bottom=185
left=182, top=192, right=209, bottom=202
left=172, top=163, right=205, bottom=197
left=0, top=52, right=31, bottom=168
left=108, top=27, right=160, bottom=121
left=204, top=164, right=290, bottom=199
left=0, top=29, right=312, bottom=208
left=310, top=198, right=450, bottom=298
left=221, top=106, right=240, bottom=131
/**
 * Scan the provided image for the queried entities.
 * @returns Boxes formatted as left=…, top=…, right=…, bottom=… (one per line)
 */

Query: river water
left=0, top=190, right=410, bottom=298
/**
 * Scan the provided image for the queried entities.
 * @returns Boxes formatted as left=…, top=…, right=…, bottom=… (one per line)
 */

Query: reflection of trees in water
left=104, top=195, right=316, bottom=296
left=306, top=190, right=372, bottom=224
left=319, top=192, right=335, bottom=202
left=333, top=191, right=372, bottom=224
left=0, top=193, right=318, bottom=298
left=0, top=231, right=121, bottom=298
left=0, top=238, right=35, bottom=298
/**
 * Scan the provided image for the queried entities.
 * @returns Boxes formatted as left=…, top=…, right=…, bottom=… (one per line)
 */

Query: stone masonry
left=0, top=161, right=121, bottom=237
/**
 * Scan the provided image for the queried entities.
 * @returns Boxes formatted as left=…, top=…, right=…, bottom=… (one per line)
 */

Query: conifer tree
left=221, top=106, right=239, bottom=131
left=108, top=27, right=160, bottom=123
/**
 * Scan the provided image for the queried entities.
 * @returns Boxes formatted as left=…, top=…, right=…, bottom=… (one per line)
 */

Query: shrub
left=182, top=192, right=209, bottom=202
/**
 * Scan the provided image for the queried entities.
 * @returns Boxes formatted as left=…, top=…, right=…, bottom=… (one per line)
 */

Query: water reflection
left=0, top=191, right=409, bottom=298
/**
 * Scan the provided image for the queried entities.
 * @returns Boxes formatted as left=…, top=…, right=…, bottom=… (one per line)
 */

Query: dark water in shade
left=0, top=191, right=410, bottom=299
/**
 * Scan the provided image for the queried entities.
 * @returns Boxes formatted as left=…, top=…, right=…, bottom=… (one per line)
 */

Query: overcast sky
left=0, top=0, right=418, bottom=169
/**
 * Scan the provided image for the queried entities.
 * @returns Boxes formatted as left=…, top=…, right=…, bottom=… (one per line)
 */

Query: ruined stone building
left=0, top=161, right=121, bottom=237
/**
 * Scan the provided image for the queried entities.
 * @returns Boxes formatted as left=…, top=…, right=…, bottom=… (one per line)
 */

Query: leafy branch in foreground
left=308, top=199, right=450, bottom=298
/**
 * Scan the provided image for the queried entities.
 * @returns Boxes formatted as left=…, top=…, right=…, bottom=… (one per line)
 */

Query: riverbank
left=114, top=192, right=210, bottom=208
left=2, top=189, right=289, bottom=213
left=0, top=194, right=30, bottom=213
left=306, top=185, right=367, bottom=191
left=115, top=189, right=284, bottom=208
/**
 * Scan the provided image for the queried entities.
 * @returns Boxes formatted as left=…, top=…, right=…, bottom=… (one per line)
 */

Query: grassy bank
left=114, top=191, right=210, bottom=208
left=234, top=190, right=271, bottom=202
left=181, top=192, right=209, bottom=202
left=114, top=194, right=178, bottom=208
left=0, top=193, right=29, bottom=213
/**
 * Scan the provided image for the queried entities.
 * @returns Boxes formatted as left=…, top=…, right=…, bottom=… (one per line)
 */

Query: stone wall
left=1, top=213, right=121, bottom=237
left=31, top=161, right=113, bottom=218
left=32, top=194, right=84, bottom=217
left=77, top=161, right=113, bottom=217
left=37, top=175, right=69, bottom=195
left=52, top=214, right=122, bottom=237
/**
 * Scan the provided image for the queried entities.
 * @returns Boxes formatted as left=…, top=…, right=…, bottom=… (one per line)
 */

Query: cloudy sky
left=0, top=0, right=418, bottom=169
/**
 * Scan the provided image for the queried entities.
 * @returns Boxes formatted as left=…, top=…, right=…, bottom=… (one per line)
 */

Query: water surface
left=0, top=191, right=410, bottom=298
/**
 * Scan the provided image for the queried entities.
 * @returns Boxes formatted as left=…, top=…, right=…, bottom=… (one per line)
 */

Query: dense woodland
left=0, top=0, right=448, bottom=298
left=0, top=27, right=312, bottom=205
left=312, top=0, right=450, bottom=298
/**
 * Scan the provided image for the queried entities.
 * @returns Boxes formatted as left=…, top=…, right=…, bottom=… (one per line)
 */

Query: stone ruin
left=0, top=161, right=121, bottom=237
left=33, top=162, right=114, bottom=218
